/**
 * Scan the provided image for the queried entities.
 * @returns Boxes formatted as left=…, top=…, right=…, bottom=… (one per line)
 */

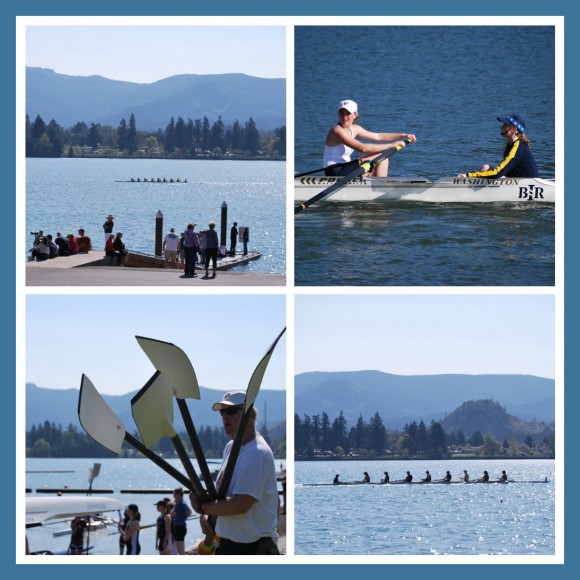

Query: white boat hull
left=294, top=176, right=555, bottom=203
left=26, top=496, right=123, bottom=526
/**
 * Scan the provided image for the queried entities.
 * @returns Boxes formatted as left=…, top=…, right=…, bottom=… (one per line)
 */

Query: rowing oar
left=135, top=336, right=217, bottom=500
left=294, top=138, right=413, bottom=214
left=130, top=371, right=211, bottom=504
left=198, top=327, right=286, bottom=555
left=77, top=375, right=192, bottom=490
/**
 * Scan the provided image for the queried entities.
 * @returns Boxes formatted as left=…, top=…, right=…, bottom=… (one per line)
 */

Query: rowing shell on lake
left=298, top=479, right=549, bottom=487
left=294, top=176, right=555, bottom=203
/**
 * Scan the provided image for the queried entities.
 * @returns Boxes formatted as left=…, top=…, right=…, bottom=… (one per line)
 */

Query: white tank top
left=323, top=126, right=355, bottom=167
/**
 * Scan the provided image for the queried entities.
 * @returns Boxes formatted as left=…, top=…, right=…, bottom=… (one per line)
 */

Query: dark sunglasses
left=219, top=407, right=243, bottom=416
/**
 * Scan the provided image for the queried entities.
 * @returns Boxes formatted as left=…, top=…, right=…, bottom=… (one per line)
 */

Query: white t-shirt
left=215, top=433, right=278, bottom=543
left=163, top=232, right=180, bottom=252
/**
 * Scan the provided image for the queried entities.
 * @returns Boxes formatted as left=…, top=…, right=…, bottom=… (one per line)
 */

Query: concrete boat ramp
left=26, top=251, right=285, bottom=287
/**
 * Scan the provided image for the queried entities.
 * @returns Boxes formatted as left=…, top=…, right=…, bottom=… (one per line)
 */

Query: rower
left=499, top=470, right=508, bottom=482
left=462, top=470, right=469, bottom=482
left=443, top=470, right=452, bottom=482
left=333, top=474, right=340, bottom=485
left=361, top=472, right=370, bottom=484
left=382, top=471, right=390, bottom=484
left=404, top=471, right=413, bottom=483
left=480, top=470, right=490, bottom=482
left=422, top=470, right=432, bottom=483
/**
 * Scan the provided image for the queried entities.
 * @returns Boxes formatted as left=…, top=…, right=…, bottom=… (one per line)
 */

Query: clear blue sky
left=295, top=294, right=555, bottom=379
left=26, top=295, right=286, bottom=394
left=25, top=25, right=286, bottom=83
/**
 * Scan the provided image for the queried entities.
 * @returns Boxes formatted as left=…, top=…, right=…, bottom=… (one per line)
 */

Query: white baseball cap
left=212, top=391, right=246, bottom=411
left=338, top=99, right=358, bottom=114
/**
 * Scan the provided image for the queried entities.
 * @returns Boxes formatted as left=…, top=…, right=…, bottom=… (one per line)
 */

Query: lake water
left=25, top=456, right=286, bottom=556
left=295, top=459, right=555, bottom=556
left=26, top=158, right=286, bottom=274
left=294, top=26, right=556, bottom=286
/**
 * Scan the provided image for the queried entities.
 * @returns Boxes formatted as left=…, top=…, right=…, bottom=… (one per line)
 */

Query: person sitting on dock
left=31, top=236, right=50, bottom=261
left=189, top=390, right=280, bottom=555
left=333, top=474, right=340, bottom=484
left=77, top=229, right=92, bottom=253
left=479, top=470, right=490, bottom=482
left=54, top=232, right=70, bottom=256
left=45, top=234, right=58, bottom=259
left=113, top=232, right=129, bottom=266
left=422, top=470, right=432, bottom=483
left=404, top=471, right=413, bottom=483
left=382, top=471, right=390, bottom=484
left=499, top=470, right=508, bottom=482
left=66, top=233, right=79, bottom=255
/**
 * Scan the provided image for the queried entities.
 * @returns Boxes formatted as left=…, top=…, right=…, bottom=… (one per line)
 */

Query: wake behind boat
left=294, top=176, right=555, bottom=204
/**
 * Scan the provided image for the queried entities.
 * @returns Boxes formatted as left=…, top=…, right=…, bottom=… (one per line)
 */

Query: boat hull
left=294, top=177, right=555, bottom=203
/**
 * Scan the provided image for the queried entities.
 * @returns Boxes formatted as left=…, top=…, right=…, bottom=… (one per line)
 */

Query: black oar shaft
left=170, top=435, right=210, bottom=503
left=177, top=398, right=218, bottom=500
left=124, top=432, right=192, bottom=490
left=295, top=138, right=412, bottom=213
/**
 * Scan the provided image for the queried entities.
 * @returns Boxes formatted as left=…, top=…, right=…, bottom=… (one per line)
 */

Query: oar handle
left=124, top=432, right=192, bottom=490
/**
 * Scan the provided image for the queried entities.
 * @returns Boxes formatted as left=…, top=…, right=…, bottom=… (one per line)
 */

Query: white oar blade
left=130, top=371, right=176, bottom=448
left=245, top=328, right=286, bottom=411
left=136, top=336, right=199, bottom=399
left=78, top=375, right=125, bottom=454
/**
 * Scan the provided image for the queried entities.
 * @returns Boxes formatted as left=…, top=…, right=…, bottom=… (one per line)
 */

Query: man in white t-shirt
left=190, top=391, right=280, bottom=555
left=163, top=227, right=180, bottom=269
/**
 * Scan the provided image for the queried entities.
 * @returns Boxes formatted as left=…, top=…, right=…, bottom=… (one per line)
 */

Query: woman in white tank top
left=324, top=99, right=416, bottom=177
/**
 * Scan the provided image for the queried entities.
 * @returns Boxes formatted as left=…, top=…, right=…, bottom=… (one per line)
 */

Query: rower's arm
left=200, top=494, right=256, bottom=517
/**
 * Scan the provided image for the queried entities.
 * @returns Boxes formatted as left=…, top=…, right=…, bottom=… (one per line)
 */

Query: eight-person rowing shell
left=323, top=99, right=416, bottom=177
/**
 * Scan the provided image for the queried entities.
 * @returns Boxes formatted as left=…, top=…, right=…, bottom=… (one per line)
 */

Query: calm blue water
left=26, top=158, right=285, bottom=274
left=26, top=456, right=286, bottom=556
left=294, top=26, right=555, bottom=286
left=295, top=459, right=555, bottom=556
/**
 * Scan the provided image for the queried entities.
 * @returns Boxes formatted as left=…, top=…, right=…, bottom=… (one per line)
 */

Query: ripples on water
left=295, top=459, right=555, bottom=556
left=294, top=26, right=555, bottom=286
left=26, top=158, right=286, bottom=274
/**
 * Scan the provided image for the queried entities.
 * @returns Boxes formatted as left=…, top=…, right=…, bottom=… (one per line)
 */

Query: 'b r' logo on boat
left=518, top=185, right=544, bottom=200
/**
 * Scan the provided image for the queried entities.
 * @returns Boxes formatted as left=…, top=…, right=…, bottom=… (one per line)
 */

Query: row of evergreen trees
left=27, top=421, right=282, bottom=459
left=294, top=412, right=518, bottom=459
left=25, top=113, right=286, bottom=158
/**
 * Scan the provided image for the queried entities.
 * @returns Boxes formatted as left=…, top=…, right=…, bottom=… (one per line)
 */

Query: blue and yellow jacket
left=468, top=139, right=538, bottom=178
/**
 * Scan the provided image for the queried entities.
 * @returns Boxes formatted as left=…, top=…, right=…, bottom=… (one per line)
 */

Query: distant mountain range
left=295, top=370, right=554, bottom=429
left=26, top=67, right=286, bottom=131
left=26, top=383, right=286, bottom=433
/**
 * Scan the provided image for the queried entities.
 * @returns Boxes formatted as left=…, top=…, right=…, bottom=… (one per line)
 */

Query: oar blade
left=130, top=371, right=176, bottom=448
left=78, top=375, right=125, bottom=454
left=136, top=336, right=200, bottom=400
left=245, top=327, right=286, bottom=412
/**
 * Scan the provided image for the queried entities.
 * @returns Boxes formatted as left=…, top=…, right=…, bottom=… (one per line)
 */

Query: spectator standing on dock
left=113, top=232, right=129, bottom=266
left=229, top=221, right=238, bottom=256
left=67, top=233, right=79, bottom=255
left=68, top=516, right=88, bottom=554
left=178, top=231, right=185, bottom=269
left=189, top=391, right=280, bottom=555
left=170, top=488, right=192, bottom=555
left=54, top=232, right=70, bottom=256
left=102, top=215, right=114, bottom=247
left=241, top=226, right=250, bottom=255
left=199, top=230, right=206, bottom=265
left=77, top=228, right=92, bottom=253
left=180, top=223, right=200, bottom=278
left=155, top=499, right=173, bottom=555
left=163, top=227, right=180, bottom=269
left=119, top=504, right=141, bottom=555
left=204, top=221, right=219, bottom=278
left=118, top=507, right=129, bottom=555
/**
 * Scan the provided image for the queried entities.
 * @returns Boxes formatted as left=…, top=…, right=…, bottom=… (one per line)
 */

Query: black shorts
left=216, top=537, right=279, bottom=555
left=173, top=523, right=187, bottom=541
left=324, top=159, right=360, bottom=176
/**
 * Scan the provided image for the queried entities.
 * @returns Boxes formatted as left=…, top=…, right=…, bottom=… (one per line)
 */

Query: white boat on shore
left=294, top=176, right=555, bottom=204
